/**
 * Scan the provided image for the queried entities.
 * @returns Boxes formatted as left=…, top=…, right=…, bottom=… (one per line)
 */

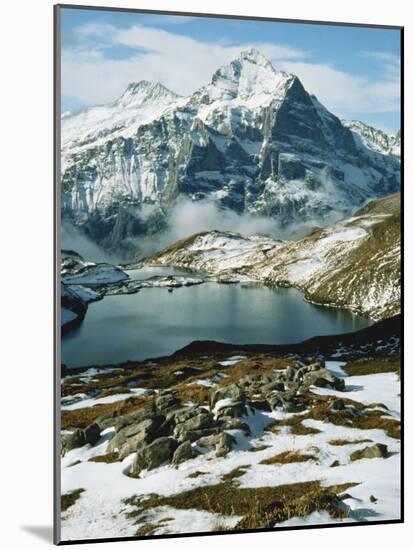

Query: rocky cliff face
left=61, top=48, right=400, bottom=255
left=147, top=193, right=401, bottom=320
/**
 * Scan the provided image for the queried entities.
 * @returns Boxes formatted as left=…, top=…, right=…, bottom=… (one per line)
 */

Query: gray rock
left=261, top=381, right=286, bottom=394
left=216, top=400, right=247, bottom=419
left=133, top=437, right=179, bottom=475
left=220, top=417, right=251, bottom=435
left=285, top=366, right=296, bottom=381
left=195, top=433, right=222, bottom=450
left=84, top=423, right=101, bottom=445
left=172, top=441, right=200, bottom=465
left=108, top=416, right=164, bottom=458
left=267, top=395, right=285, bottom=410
left=174, top=426, right=219, bottom=444
left=283, top=400, right=307, bottom=413
left=216, top=432, right=237, bottom=458
left=155, top=393, right=181, bottom=413
left=329, top=399, right=346, bottom=411
left=61, top=429, right=86, bottom=454
left=173, top=410, right=217, bottom=442
left=350, top=443, right=388, bottom=462
left=112, top=408, right=155, bottom=431
left=302, top=368, right=344, bottom=390
left=169, top=406, right=201, bottom=424
left=211, top=384, right=245, bottom=407
left=250, top=399, right=272, bottom=412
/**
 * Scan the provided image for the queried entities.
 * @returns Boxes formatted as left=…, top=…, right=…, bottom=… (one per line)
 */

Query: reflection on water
left=61, top=281, right=373, bottom=368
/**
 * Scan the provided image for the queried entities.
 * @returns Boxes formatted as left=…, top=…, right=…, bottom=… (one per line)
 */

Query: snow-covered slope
left=147, top=193, right=401, bottom=320
left=61, top=49, right=400, bottom=254
left=343, top=120, right=400, bottom=158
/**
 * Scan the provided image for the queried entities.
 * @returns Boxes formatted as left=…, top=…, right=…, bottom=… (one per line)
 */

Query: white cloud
left=62, top=22, right=303, bottom=104
left=279, top=59, right=399, bottom=117
left=62, top=22, right=399, bottom=121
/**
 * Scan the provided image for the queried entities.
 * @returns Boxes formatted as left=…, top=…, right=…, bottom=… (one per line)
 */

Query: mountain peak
left=239, top=47, right=272, bottom=67
left=206, top=48, right=293, bottom=103
left=118, top=80, right=180, bottom=107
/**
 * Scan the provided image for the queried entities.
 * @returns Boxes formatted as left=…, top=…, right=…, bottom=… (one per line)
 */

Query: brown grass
left=88, top=452, right=119, bottom=464
left=343, top=357, right=400, bottom=377
left=328, top=438, right=372, bottom=446
left=61, top=488, right=85, bottom=512
left=278, top=391, right=400, bottom=440
left=259, top=450, right=318, bottom=465
left=187, top=471, right=207, bottom=479
left=249, top=444, right=271, bottom=452
left=221, top=465, right=251, bottom=481
left=124, top=480, right=357, bottom=531
left=216, top=356, right=293, bottom=388
left=61, top=395, right=150, bottom=429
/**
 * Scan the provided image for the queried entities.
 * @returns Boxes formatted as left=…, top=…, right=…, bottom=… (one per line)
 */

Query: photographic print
left=55, top=5, right=402, bottom=544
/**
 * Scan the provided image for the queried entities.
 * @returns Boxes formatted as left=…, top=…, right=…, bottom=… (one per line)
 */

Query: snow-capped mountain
left=61, top=48, right=400, bottom=255
left=147, top=193, right=401, bottom=320
left=343, top=120, right=400, bottom=158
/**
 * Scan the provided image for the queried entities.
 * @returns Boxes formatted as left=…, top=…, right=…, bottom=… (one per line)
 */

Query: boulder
left=261, top=381, right=286, bottom=395
left=215, top=432, right=237, bottom=458
left=250, top=399, right=272, bottom=412
left=211, top=384, right=245, bottom=408
left=133, top=437, right=179, bottom=475
left=155, top=393, right=181, bottom=413
left=174, top=410, right=217, bottom=442
left=283, top=400, right=307, bottom=413
left=350, top=444, right=388, bottom=462
left=220, top=417, right=251, bottom=435
left=174, top=427, right=219, bottom=444
left=172, top=441, right=200, bottom=465
left=302, top=368, right=344, bottom=390
left=195, top=433, right=222, bottom=450
left=215, top=400, right=247, bottom=419
left=285, top=366, right=296, bottom=381
left=329, top=399, right=346, bottom=411
left=61, top=429, right=85, bottom=454
left=84, top=423, right=101, bottom=445
left=111, top=408, right=155, bottom=431
left=108, top=416, right=164, bottom=459
left=267, top=395, right=285, bottom=410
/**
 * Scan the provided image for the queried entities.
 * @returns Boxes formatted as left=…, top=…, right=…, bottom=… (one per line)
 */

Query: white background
left=0, top=0, right=411, bottom=548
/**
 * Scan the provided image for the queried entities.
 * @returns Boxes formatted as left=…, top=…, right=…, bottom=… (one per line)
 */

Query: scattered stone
left=330, top=460, right=340, bottom=468
left=350, top=443, right=388, bottom=462
left=155, top=393, right=181, bottom=413
left=261, top=381, right=285, bottom=394
left=250, top=399, right=272, bottom=412
left=267, top=395, right=285, bottom=410
left=172, top=441, right=200, bottom=465
left=329, top=399, right=346, bottom=411
left=84, top=423, right=101, bottom=445
left=196, top=433, right=222, bottom=450
left=220, top=417, right=251, bottom=435
left=176, top=427, right=219, bottom=443
left=211, top=384, right=245, bottom=407
left=215, top=399, right=247, bottom=419
left=215, top=432, right=237, bottom=458
left=370, top=495, right=378, bottom=503
left=285, top=366, right=296, bottom=381
left=174, top=410, right=217, bottom=442
left=61, top=429, right=85, bottom=454
left=108, top=416, right=165, bottom=459
left=133, top=437, right=179, bottom=475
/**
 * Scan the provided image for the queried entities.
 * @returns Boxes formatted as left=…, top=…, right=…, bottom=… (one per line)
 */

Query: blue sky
left=60, top=7, right=401, bottom=133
